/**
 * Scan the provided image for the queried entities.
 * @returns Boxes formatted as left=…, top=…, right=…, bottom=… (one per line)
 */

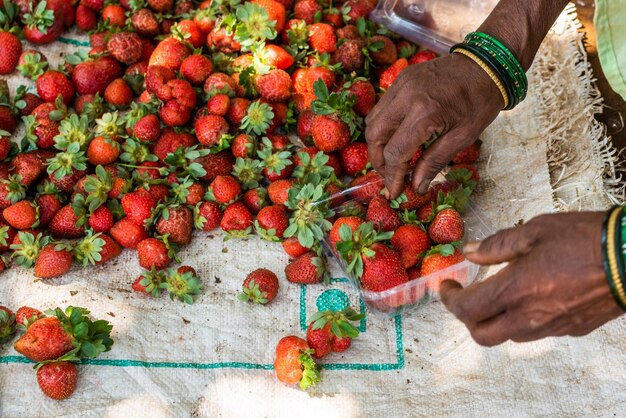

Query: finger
left=365, top=111, right=405, bottom=173
left=464, top=224, right=539, bottom=265
left=468, top=310, right=528, bottom=346
left=411, top=129, right=466, bottom=194
left=365, top=82, right=400, bottom=126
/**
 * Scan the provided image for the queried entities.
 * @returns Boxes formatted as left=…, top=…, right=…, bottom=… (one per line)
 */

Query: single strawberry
left=267, top=178, right=295, bottom=205
left=0, top=306, right=15, bottom=343
left=101, top=4, right=126, bottom=26
left=147, top=0, right=174, bottom=13
left=76, top=232, right=121, bottom=265
left=30, top=117, right=59, bottom=149
left=391, top=224, right=431, bottom=268
left=306, top=323, right=333, bottom=359
left=370, top=35, right=397, bottom=66
left=195, top=115, right=229, bottom=147
left=207, top=94, right=230, bottom=117
left=15, top=306, right=42, bottom=327
left=379, top=58, right=409, bottom=90
left=175, top=19, right=205, bottom=49
left=282, top=236, right=309, bottom=258
left=133, top=114, right=161, bottom=143
left=361, top=243, right=408, bottom=292
left=329, top=216, right=364, bottom=249
left=366, top=195, right=402, bottom=232
left=131, top=8, right=160, bottom=37
left=72, top=57, right=123, bottom=95
left=311, top=114, right=350, bottom=153
left=333, top=40, right=365, bottom=73
left=110, top=218, right=148, bottom=249
left=294, top=0, right=322, bottom=24
left=107, top=32, right=143, bottom=65
left=3, top=200, right=38, bottom=230
left=231, top=133, right=256, bottom=159
left=75, top=4, right=97, bottom=31
left=196, top=201, right=223, bottom=231
left=181, top=54, right=213, bottom=86
left=195, top=150, right=234, bottom=182
left=409, top=50, right=437, bottom=65
left=347, top=80, right=376, bottom=117
left=452, top=141, right=481, bottom=164
left=148, top=37, right=190, bottom=71
left=22, top=3, right=64, bottom=44
left=255, top=204, right=288, bottom=241
left=340, top=142, right=368, bottom=176
left=121, top=191, right=158, bottom=227
left=421, top=247, right=465, bottom=290
left=152, top=131, right=196, bottom=163
left=156, top=206, right=193, bottom=245
left=13, top=316, right=73, bottom=361
left=209, top=175, right=241, bottom=204
left=256, top=69, right=292, bottom=102
left=285, top=252, right=327, bottom=284
left=34, top=243, right=73, bottom=278
left=49, top=205, right=84, bottom=238
left=242, top=187, right=268, bottom=214
left=87, top=136, right=120, bottom=166
left=226, top=97, right=250, bottom=126
left=343, top=0, right=375, bottom=23
left=308, top=23, right=336, bottom=54
left=0, top=32, right=22, bottom=75
left=137, top=237, right=174, bottom=270
left=36, top=70, right=74, bottom=104
left=306, top=307, right=363, bottom=358
left=89, top=206, right=114, bottom=233
left=0, top=106, right=16, bottom=134
left=238, top=268, right=279, bottom=304
left=37, top=361, right=78, bottom=400
left=348, top=171, right=383, bottom=203
left=252, top=0, right=286, bottom=32
left=16, top=92, right=44, bottom=116
left=428, top=208, right=464, bottom=244
left=104, top=79, right=133, bottom=108
left=220, top=201, right=253, bottom=237
left=274, top=336, right=320, bottom=390
left=264, top=44, right=294, bottom=70
left=159, top=100, right=192, bottom=127
left=399, top=185, right=431, bottom=211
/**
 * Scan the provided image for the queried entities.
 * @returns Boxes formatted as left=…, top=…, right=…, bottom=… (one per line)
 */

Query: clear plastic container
left=370, top=0, right=499, bottom=54
left=318, top=176, right=494, bottom=317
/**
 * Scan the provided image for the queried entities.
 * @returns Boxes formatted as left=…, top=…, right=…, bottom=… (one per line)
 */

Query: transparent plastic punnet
left=317, top=175, right=493, bottom=316
left=370, top=0, right=498, bottom=54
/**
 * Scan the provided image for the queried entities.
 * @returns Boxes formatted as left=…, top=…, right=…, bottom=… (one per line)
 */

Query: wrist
left=449, top=53, right=504, bottom=109
left=601, top=206, right=626, bottom=311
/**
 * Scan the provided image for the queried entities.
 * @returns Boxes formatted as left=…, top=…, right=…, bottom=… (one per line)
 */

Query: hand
left=365, top=53, right=503, bottom=199
left=440, top=212, right=624, bottom=346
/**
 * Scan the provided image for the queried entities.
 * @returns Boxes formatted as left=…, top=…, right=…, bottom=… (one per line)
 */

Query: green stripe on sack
left=59, top=37, right=90, bottom=47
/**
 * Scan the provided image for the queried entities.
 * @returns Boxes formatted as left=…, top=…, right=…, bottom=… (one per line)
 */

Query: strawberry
left=87, top=136, right=120, bottom=166
left=107, top=32, right=143, bottom=65
left=366, top=195, right=402, bottom=232
left=0, top=106, right=16, bottom=134
left=101, top=4, right=126, bottom=27
left=336, top=24, right=361, bottom=41
left=329, top=216, right=364, bottom=249
left=175, top=19, right=205, bottom=49
left=264, top=44, right=295, bottom=70
left=72, top=57, right=123, bottom=95
left=89, top=206, right=114, bottom=233
left=379, top=58, right=409, bottom=90
left=12, top=151, right=46, bottom=188
left=82, top=0, right=104, bottom=11
left=153, top=131, right=196, bottom=162
left=220, top=201, right=253, bottom=236
left=238, top=268, right=279, bottom=304
left=391, top=224, right=431, bottom=268
left=110, top=218, right=148, bottom=249
left=348, top=171, right=383, bottom=203
left=347, top=80, right=376, bottom=117
left=156, top=206, right=193, bottom=245
left=370, top=35, right=397, bottom=66
left=417, top=203, right=434, bottom=223
left=159, top=100, right=192, bottom=127
left=340, top=142, right=368, bottom=176
left=15, top=306, right=42, bottom=327
left=121, top=191, right=157, bottom=227
left=231, top=133, right=256, bottom=159
left=195, top=115, right=229, bottom=147
left=255, top=204, right=288, bottom=240
left=428, top=208, right=464, bottom=244
left=131, top=8, right=160, bottom=37
left=296, top=110, right=314, bottom=140
left=294, top=0, right=322, bottom=24
left=181, top=54, right=213, bottom=86
left=3, top=200, right=38, bottom=230
left=267, top=178, right=294, bottom=205
left=253, top=0, right=286, bottom=32
left=256, top=69, right=292, bottom=103
left=285, top=252, right=327, bottom=284
left=343, top=0, right=375, bottom=23
left=148, top=37, right=190, bottom=71
left=421, top=247, right=465, bottom=289
left=306, top=307, right=363, bottom=358
left=34, top=243, right=73, bottom=278
left=30, top=118, right=59, bottom=149
left=35, top=192, right=62, bottom=227
left=242, top=187, right=268, bottom=214
left=282, top=236, right=309, bottom=257
left=94, top=234, right=122, bottom=264
left=361, top=243, right=408, bottom=291
left=196, top=201, right=223, bottom=231
left=49, top=205, right=84, bottom=238
left=76, top=4, right=97, bottom=31
left=209, top=175, right=241, bottom=204
left=16, top=92, right=44, bottom=116
left=134, top=114, right=161, bottom=143
left=195, top=150, right=234, bottom=182
left=23, top=5, right=64, bottom=44
left=13, top=316, right=73, bottom=361
left=207, top=94, right=231, bottom=117
left=452, top=141, right=481, bottom=164
left=36, top=71, right=75, bottom=104
left=333, top=40, right=365, bottom=73
left=137, top=237, right=173, bottom=270
left=0, top=136, right=9, bottom=160
left=311, top=114, right=350, bottom=152
left=0, top=306, right=15, bottom=343
left=409, top=50, right=437, bottom=65
left=274, top=336, right=320, bottom=390
left=308, top=23, right=337, bottom=54
left=186, top=182, right=206, bottom=206
left=0, top=32, right=22, bottom=75
left=399, top=185, right=431, bottom=211
left=37, top=362, right=78, bottom=400
left=306, top=323, right=333, bottom=358
left=226, top=98, right=250, bottom=125
left=147, top=0, right=174, bottom=13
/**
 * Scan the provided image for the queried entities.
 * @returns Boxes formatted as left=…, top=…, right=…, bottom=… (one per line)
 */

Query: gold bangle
left=606, top=207, right=626, bottom=307
left=452, top=48, right=509, bottom=109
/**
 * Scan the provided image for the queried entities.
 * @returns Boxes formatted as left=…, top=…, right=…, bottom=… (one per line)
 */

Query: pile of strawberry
left=0, top=304, right=113, bottom=399
left=0, top=0, right=482, bottom=393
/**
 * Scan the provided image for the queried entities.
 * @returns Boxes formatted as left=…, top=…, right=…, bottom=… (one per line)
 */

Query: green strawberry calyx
left=297, top=349, right=321, bottom=390
left=308, top=306, right=365, bottom=339
left=237, top=279, right=269, bottom=304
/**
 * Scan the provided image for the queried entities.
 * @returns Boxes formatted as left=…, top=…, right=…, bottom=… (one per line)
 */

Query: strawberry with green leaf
left=0, top=306, right=16, bottom=344
left=234, top=2, right=277, bottom=51
left=257, top=137, right=293, bottom=182
left=274, top=336, right=320, bottom=390
left=306, top=306, right=365, bottom=358
left=10, top=231, right=48, bottom=268
left=283, top=183, right=333, bottom=249
left=161, top=266, right=203, bottom=304
left=238, top=268, right=279, bottom=304
left=34, top=242, right=74, bottom=279
left=241, top=101, right=274, bottom=135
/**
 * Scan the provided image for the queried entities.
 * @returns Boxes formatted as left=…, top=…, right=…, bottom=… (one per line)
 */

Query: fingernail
left=383, top=188, right=391, bottom=200
left=463, top=242, right=480, bottom=254
left=417, top=180, right=430, bottom=195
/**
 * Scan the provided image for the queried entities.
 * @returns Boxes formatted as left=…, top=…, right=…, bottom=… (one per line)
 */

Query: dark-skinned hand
left=365, top=53, right=503, bottom=199
left=440, top=212, right=624, bottom=346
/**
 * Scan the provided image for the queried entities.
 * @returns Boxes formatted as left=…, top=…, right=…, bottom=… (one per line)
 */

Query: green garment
left=595, top=0, right=626, bottom=100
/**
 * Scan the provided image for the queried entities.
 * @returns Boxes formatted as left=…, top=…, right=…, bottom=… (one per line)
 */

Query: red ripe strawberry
left=14, top=317, right=73, bottom=361
left=409, top=50, right=437, bottom=65
left=148, top=0, right=173, bottom=13
left=366, top=195, right=402, bottom=232
left=49, top=205, right=84, bottom=238
left=347, top=80, right=376, bottom=117
left=76, top=4, right=97, bottom=31
left=195, top=115, right=229, bottom=147
left=239, top=268, right=279, bottom=304
left=308, top=23, right=337, bottom=54
left=340, top=142, right=368, bottom=176
left=324, top=10, right=342, bottom=27
left=197, top=201, right=223, bottom=231
left=361, top=243, right=408, bottom=291
left=253, top=0, right=286, bottom=32
left=311, top=114, right=350, bottom=152
left=343, top=0, right=375, bottom=23
left=110, top=218, right=148, bottom=249
left=0, top=32, right=22, bottom=75
left=0, top=136, right=9, bottom=160
left=255, top=205, right=288, bottom=239
left=332, top=336, right=351, bottom=352
left=145, top=65, right=176, bottom=97
left=175, top=19, right=205, bottom=49
left=256, top=69, right=292, bottom=103
left=148, top=37, right=190, bottom=71
left=296, top=110, right=314, bottom=140
left=134, top=114, right=161, bottom=143
left=159, top=100, right=192, bottom=127
left=121, top=191, right=157, bottom=227
left=72, top=57, right=123, bottom=95
left=232, top=133, right=255, bottom=159
left=379, top=58, right=409, bottom=90
left=336, top=24, right=361, bottom=41
left=152, top=131, right=195, bottom=163
left=89, top=206, right=114, bottom=233
left=285, top=252, right=326, bottom=284
left=3, top=200, right=38, bottom=230
left=0, top=106, right=16, bottom=134
left=96, top=234, right=122, bottom=264
left=399, top=185, right=431, bottom=211
left=264, top=44, right=294, bottom=70
left=36, top=361, right=77, bottom=400
left=50, top=169, right=87, bottom=194
left=32, top=118, right=59, bottom=149
left=83, top=0, right=105, bottom=11
left=294, top=0, right=322, bottom=24
left=306, top=323, right=333, bottom=358
left=132, top=276, right=148, bottom=293
left=36, top=71, right=74, bottom=104
left=421, top=248, right=465, bottom=290
left=107, top=32, right=143, bottom=65
left=274, top=336, right=319, bottom=389
left=428, top=208, right=464, bottom=244
left=329, top=216, right=364, bottom=248
left=131, top=8, right=160, bottom=37
left=104, top=79, right=133, bottom=108
left=242, top=187, right=268, bottom=214
left=391, top=224, right=431, bottom=268
left=348, top=171, right=383, bottom=203
left=35, top=194, right=62, bottom=227
left=195, top=150, right=234, bottom=182
left=226, top=97, right=250, bottom=125
left=370, top=35, right=397, bottom=66
left=333, top=40, right=365, bottom=73
left=186, top=182, right=205, bottom=206
left=220, top=201, right=253, bottom=234
left=16, top=92, right=43, bottom=117
left=137, top=237, right=173, bottom=270
left=282, top=236, right=309, bottom=258
left=207, top=94, right=230, bottom=117
left=453, top=141, right=481, bottom=164
left=159, top=78, right=197, bottom=109
left=87, top=136, right=120, bottom=166
left=417, top=203, right=434, bottom=223
left=209, top=175, right=241, bottom=204
left=34, top=244, right=73, bottom=278
left=134, top=161, right=163, bottom=181
left=23, top=12, right=64, bottom=44
left=181, top=54, right=213, bottom=86
left=156, top=206, right=193, bottom=245
left=101, top=4, right=126, bottom=27
left=15, top=306, right=42, bottom=326
left=267, top=179, right=295, bottom=205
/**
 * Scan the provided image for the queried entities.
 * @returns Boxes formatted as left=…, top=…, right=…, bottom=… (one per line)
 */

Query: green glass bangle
left=611, top=207, right=626, bottom=310
left=604, top=206, right=626, bottom=311
left=451, top=43, right=518, bottom=110
left=602, top=206, right=617, bottom=305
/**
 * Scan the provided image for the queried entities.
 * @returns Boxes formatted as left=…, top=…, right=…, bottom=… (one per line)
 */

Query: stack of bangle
left=601, top=206, right=626, bottom=311
left=450, top=31, right=528, bottom=111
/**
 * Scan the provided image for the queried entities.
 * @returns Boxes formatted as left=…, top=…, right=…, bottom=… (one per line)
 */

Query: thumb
left=411, top=129, right=466, bottom=194
left=464, top=225, right=537, bottom=265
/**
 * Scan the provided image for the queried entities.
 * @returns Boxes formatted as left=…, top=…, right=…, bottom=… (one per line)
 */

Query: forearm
left=478, top=0, right=570, bottom=70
